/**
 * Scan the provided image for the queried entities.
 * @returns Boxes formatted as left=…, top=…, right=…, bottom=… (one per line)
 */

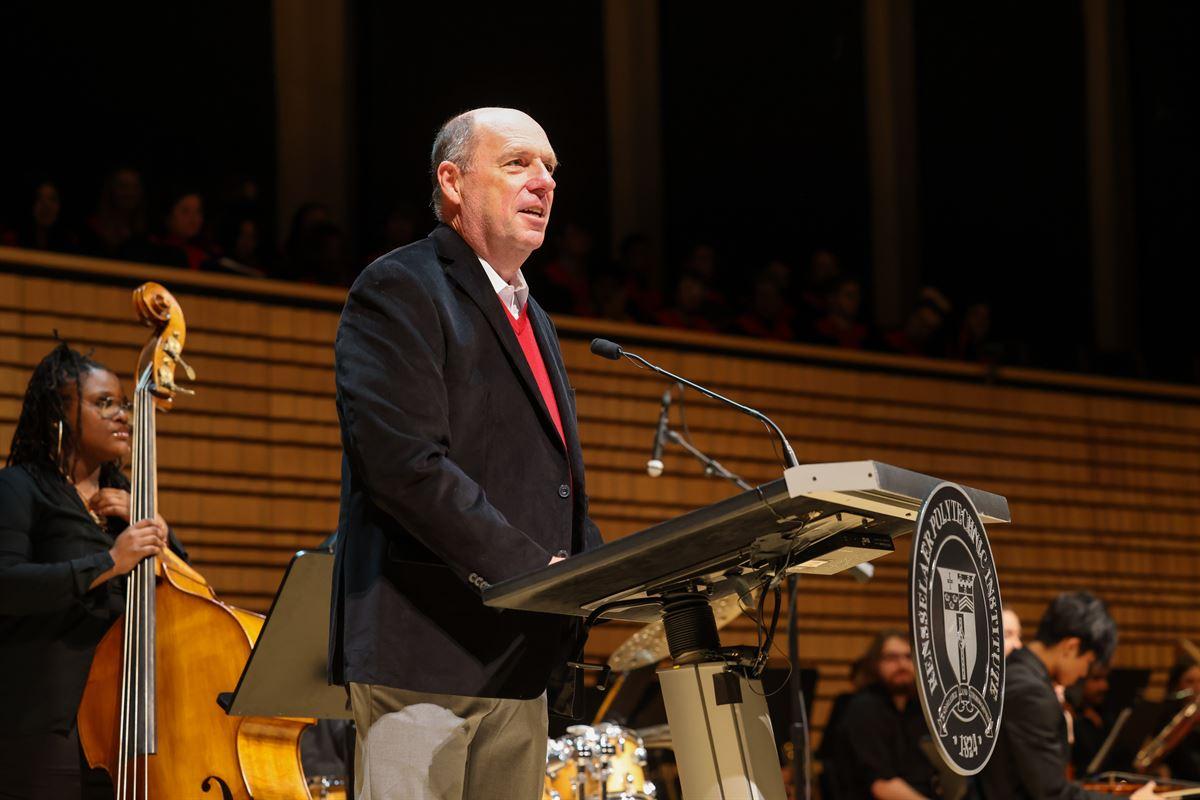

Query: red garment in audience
left=735, top=313, right=794, bottom=341
left=814, top=316, right=869, bottom=349
left=543, top=261, right=595, bottom=317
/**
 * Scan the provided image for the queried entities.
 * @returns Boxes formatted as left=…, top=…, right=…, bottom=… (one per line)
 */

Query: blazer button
left=558, top=484, right=570, bottom=498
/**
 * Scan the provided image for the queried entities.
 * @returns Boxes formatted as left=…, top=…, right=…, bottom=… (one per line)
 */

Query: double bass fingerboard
left=117, top=366, right=159, bottom=780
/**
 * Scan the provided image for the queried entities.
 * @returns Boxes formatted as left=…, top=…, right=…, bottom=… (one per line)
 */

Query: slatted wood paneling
left=3, top=245, right=1199, bottom=747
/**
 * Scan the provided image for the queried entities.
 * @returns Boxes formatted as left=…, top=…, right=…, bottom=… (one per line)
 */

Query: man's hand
left=1130, top=781, right=1159, bottom=799
left=871, top=778, right=928, bottom=800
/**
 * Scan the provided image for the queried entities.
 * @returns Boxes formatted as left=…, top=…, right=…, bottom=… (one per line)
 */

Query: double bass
left=77, top=282, right=313, bottom=798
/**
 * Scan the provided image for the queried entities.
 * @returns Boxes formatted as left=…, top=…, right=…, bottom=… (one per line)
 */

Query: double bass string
left=118, top=378, right=153, bottom=799
left=116, top=382, right=141, bottom=799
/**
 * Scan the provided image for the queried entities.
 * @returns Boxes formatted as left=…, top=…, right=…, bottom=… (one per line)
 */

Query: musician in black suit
left=978, top=592, right=1159, bottom=800
left=329, top=107, right=603, bottom=800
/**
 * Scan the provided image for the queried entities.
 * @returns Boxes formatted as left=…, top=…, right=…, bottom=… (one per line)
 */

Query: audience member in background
left=797, top=247, right=842, bottom=325
left=979, top=591, right=1159, bottom=799
left=214, top=213, right=267, bottom=277
left=1004, top=606, right=1024, bottom=657
left=536, top=221, right=596, bottom=316
left=681, top=242, right=728, bottom=314
left=656, top=271, right=720, bottom=333
left=812, top=275, right=870, bottom=349
left=592, top=268, right=635, bottom=323
left=950, top=301, right=1000, bottom=364
left=2, top=180, right=77, bottom=253
left=82, top=166, right=147, bottom=259
left=146, top=189, right=215, bottom=271
left=367, top=203, right=420, bottom=261
left=830, top=630, right=939, bottom=799
left=1161, top=661, right=1200, bottom=780
left=280, top=202, right=332, bottom=279
left=763, top=258, right=794, bottom=303
left=733, top=270, right=795, bottom=341
left=883, top=287, right=952, bottom=358
left=1068, top=662, right=1113, bottom=777
left=615, top=232, right=663, bottom=323
left=817, top=655, right=873, bottom=799
left=286, top=220, right=349, bottom=284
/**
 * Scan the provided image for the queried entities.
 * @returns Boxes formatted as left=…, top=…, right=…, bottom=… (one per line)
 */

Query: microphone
left=590, top=338, right=624, bottom=360
left=646, top=390, right=672, bottom=477
left=589, top=338, right=799, bottom=469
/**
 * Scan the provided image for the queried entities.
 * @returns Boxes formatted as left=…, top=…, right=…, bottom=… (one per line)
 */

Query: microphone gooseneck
left=590, top=337, right=799, bottom=470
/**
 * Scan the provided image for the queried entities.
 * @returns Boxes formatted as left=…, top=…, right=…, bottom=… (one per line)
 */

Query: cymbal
left=606, top=589, right=753, bottom=673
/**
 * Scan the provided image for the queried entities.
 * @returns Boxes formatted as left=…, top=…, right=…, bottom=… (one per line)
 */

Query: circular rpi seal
left=909, top=483, right=1005, bottom=776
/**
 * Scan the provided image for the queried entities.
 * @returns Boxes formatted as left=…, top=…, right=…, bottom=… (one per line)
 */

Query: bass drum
left=545, top=724, right=656, bottom=800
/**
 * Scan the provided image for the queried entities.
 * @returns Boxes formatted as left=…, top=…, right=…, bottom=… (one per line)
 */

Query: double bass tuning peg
left=174, top=353, right=196, bottom=382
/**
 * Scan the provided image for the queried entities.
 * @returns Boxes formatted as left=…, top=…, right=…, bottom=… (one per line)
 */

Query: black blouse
left=0, top=464, right=186, bottom=735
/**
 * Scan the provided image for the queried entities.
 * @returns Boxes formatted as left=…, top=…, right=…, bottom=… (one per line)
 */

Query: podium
left=485, top=460, right=1009, bottom=800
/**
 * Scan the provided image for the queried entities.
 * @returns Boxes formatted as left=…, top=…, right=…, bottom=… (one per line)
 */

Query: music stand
left=219, top=549, right=351, bottom=719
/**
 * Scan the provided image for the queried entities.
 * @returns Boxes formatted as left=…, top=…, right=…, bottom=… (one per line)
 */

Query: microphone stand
left=663, top=428, right=754, bottom=492
left=611, top=346, right=799, bottom=470
left=592, top=338, right=808, bottom=797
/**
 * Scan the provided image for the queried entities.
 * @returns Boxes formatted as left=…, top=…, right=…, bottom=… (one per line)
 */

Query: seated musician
left=1068, top=662, right=1113, bottom=777
left=1004, top=606, right=1024, bottom=656
left=830, top=630, right=940, bottom=799
left=0, top=344, right=185, bottom=799
left=1160, top=661, right=1200, bottom=780
left=978, top=591, right=1159, bottom=799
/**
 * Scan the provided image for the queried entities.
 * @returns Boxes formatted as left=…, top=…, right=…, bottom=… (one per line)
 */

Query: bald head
left=430, top=108, right=550, bottom=221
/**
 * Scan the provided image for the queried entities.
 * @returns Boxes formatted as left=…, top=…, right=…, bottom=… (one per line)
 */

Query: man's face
left=1178, top=666, right=1200, bottom=696
left=878, top=636, right=916, bottom=694
left=452, top=110, right=557, bottom=260
left=1081, top=664, right=1110, bottom=707
left=1058, top=638, right=1096, bottom=687
left=1003, top=609, right=1022, bottom=657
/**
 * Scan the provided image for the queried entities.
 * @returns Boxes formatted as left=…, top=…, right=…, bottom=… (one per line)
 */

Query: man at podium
left=329, top=107, right=603, bottom=800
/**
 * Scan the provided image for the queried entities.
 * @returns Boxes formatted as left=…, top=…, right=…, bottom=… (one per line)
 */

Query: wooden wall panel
left=3, top=246, right=1199, bottom=748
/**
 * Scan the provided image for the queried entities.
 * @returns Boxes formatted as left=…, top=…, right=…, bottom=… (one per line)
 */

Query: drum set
left=543, top=723, right=658, bottom=800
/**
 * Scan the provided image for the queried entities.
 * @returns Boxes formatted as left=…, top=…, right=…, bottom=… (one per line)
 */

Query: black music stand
left=219, top=549, right=351, bottom=720
left=485, top=460, right=1009, bottom=800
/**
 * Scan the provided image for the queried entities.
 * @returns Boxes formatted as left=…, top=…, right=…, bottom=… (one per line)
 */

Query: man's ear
left=1060, top=636, right=1082, bottom=659
left=437, top=161, right=463, bottom=210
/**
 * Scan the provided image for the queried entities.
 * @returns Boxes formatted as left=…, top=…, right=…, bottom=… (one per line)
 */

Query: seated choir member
left=0, top=344, right=184, bottom=799
left=978, top=591, right=1160, bottom=799
left=830, top=629, right=940, bottom=799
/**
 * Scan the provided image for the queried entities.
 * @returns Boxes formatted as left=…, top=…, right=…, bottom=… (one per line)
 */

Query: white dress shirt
left=479, top=257, right=529, bottom=319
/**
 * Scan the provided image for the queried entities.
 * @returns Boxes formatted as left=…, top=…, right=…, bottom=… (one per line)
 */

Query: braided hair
left=6, top=342, right=127, bottom=492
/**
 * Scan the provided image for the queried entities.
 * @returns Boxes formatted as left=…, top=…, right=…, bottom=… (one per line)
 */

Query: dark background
left=0, top=1, right=1195, bottom=382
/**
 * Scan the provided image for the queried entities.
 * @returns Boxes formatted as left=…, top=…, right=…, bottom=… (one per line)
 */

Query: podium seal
left=909, top=483, right=1004, bottom=775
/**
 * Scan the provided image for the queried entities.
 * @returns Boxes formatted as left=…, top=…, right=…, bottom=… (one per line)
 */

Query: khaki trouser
left=349, top=682, right=547, bottom=800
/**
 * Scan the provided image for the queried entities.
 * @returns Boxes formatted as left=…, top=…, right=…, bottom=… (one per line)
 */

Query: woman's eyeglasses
left=94, top=396, right=134, bottom=419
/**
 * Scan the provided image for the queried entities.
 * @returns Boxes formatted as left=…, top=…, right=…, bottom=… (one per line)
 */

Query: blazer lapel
left=433, top=225, right=566, bottom=454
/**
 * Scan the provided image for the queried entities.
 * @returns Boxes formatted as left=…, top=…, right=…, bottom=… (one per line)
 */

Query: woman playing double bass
left=0, top=343, right=186, bottom=799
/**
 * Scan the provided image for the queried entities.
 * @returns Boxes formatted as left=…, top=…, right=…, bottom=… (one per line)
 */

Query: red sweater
left=502, top=300, right=565, bottom=445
